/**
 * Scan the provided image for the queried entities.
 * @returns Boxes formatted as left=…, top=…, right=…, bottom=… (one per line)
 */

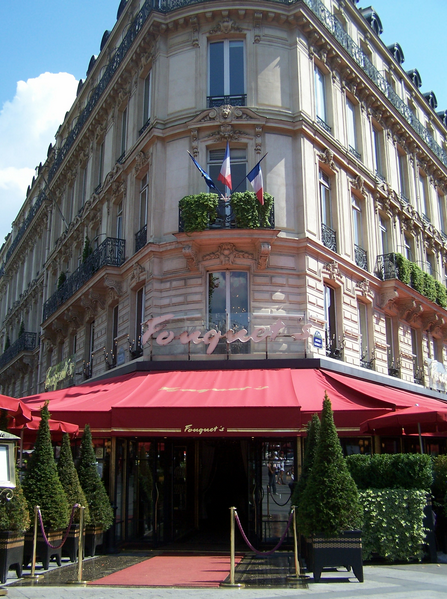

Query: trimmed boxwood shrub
left=0, top=476, right=30, bottom=532
left=435, top=280, right=447, bottom=308
left=423, top=272, right=437, bottom=303
left=346, top=453, right=433, bottom=491
left=410, top=262, right=425, bottom=295
left=359, top=489, right=427, bottom=562
left=179, top=193, right=219, bottom=232
left=230, top=191, right=274, bottom=229
left=291, top=413, right=320, bottom=509
left=57, top=433, right=90, bottom=525
left=395, top=253, right=411, bottom=285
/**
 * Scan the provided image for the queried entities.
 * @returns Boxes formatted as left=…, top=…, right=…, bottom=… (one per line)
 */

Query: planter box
left=23, top=529, right=64, bottom=570
left=0, top=531, right=24, bottom=583
left=310, top=530, right=363, bottom=582
left=84, top=525, right=103, bottom=558
left=62, top=524, right=85, bottom=563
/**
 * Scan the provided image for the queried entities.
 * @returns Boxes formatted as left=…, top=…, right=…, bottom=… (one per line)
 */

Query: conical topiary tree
left=57, top=433, right=90, bottom=525
left=0, top=476, right=30, bottom=533
left=296, top=393, right=362, bottom=537
left=22, top=403, right=69, bottom=529
left=292, top=413, right=321, bottom=509
left=76, top=425, right=113, bottom=531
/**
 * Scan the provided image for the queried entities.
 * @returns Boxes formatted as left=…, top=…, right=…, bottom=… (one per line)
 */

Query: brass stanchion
left=287, top=506, right=308, bottom=587
left=22, top=505, right=43, bottom=580
left=220, top=506, right=243, bottom=588
left=68, top=505, right=87, bottom=585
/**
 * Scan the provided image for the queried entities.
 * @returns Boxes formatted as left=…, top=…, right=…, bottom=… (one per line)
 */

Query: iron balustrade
left=325, top=331, right=344, bottom=360
left=349, top=146, right=361, bottom=160
left=207, top=95, right=247, bottom=108
left=135, top=224, right=148, bottom=253
left=7, top=0, right=445, bottom=279
left=0, top=332, right=37, bottom=370
left=316, top=116, right=331, bottom=132
left=354, top=244, right=368, bottom=271
left=139, top=118, right=151, bottom=137
left=43, top=237, right=125, bottom=322
left=376, top=253, right=399, bottom=280
left=321, top=223, right=337, bottom=252
left=178, top=198, right=275, bottom=231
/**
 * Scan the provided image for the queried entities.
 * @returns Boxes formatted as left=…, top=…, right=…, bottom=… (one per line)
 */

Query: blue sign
left=313, top=331, right=323, bottom=348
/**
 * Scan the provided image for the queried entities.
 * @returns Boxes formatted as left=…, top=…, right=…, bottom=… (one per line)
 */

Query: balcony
left=207, top=95, right=246, bottom=108
left=178, top=194, right=274, bottom=233
left=0, top=332, right=38, bottom=370
left=354, top=244, right=368, bottom=271
left=321, top=223, right=337, bottom=252
left=43, top=237, right=125, bottom=321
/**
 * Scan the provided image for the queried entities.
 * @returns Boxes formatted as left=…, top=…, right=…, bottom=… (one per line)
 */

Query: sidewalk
left=3, top=551, right=447, bottom=598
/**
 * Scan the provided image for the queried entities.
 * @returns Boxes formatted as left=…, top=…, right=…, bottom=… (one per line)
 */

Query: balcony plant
left=230, top=191, right=274, bottom=229
left=296, top=393, right=363, bottom=582
left=0, top=474, right=30, bottom=583
left=57, top=433, right=90, bottom=562
left=22, top=402, right=69, bottom=569
left=179, top=193, right=219, bottom=232
left=76, top=425, right=113, bottom=556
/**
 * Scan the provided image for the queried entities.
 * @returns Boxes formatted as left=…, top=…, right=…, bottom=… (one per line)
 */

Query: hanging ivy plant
left=395, top=253, right=410, bottom=285
left=435, top=280, right=447, bottom=308
left=230, top=191, right=274, bottom=229
left=57, top=272, right=67, bottom=289
left=179, top=193, right=219, bottom=232
left=82, top=237, right=93, bottom=263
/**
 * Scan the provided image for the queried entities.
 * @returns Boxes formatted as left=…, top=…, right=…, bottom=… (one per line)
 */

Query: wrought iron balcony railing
left=321, top=223, right=337, bottom=252
left=354, top=244, right=368, bottom=271
left=316, top=116, right=331, bottom=132
left=325, top=331, right=345, bottom=361
left=0, top=332, right=38, bottom=370
left=135, top=224, right=147, bottom=254
left=376, top=253, right=399, bottom=280
left=43, top=237, right=125, bottom=322
left=207, top=95, right=247, bottom=108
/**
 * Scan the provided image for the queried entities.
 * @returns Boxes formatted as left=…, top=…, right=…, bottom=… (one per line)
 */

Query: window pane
left=229, top=272, right=248, bottom=330
left=229, top=41, right=244, bottom=95
left=346, top=100, right=356, bottom=149
left=208, top=272, right=227, bottom=330
left=209, top=42, right=225, bottom=96
left=315, top=67, right=326, bottom=122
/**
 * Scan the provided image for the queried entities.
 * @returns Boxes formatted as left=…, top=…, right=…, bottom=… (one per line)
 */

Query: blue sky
left=0, top=0, right=446, bottom=243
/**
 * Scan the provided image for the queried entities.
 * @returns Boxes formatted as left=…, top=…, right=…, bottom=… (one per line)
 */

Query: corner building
left=2, top=0, right=447, bottom=548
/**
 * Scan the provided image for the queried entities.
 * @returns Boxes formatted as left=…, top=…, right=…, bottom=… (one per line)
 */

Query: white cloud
left=0, top=72, right=78, bottom=243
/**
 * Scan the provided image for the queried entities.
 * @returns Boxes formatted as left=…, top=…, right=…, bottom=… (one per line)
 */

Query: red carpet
left=89, top=554, right=243, bottom=587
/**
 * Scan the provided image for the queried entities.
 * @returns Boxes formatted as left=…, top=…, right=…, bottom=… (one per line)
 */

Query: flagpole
left=232, top=153, right=268, bottom=194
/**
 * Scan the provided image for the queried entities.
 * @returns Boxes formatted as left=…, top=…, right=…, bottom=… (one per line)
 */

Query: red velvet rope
left=234, top=508, right=293, bottom=556
left=37, top=503, right=79, bottom=549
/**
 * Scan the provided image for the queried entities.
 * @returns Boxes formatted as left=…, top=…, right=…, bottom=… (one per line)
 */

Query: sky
left=0, top=0, right=446, bottom=244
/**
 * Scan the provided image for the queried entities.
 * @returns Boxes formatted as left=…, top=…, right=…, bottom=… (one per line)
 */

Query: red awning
left=19, top=368, right=447, bottom=438
left=360, top=405, right=447, bottom=436
left=0, top=393, right=32, bottom=425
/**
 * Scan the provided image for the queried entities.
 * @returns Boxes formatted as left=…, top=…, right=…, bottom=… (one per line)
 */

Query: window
left=379, top=215, right=390, bottom=255
left=320, top=171, right=336, bottom=251
left=352, top=196, right=367, bottom=270
left=80, top=166, right=88, bottom=209
left=208, top=147, right=246, bottom=196
left=403, top=233, right=414, bottom=262
left=438, top=192, right=446, bottom=234
left=208, top=40, right=245, bottom=107
left=372, top=125, right=384, bottom=179
left=116, top=201, right=123, bottom=239
left=208, top=271, right=249, bottom=354
left=427, top=251, right=436, bottom=278
left=324, top=285, right=342, bottom=359
left=314, top=66, right=329, bottom=130
left=418, top=171, right=429, bottom=219
left=358, top=302, right=372, bottom=368
left=85, top=321, right=95, bottom=379
left=385, top=316, right=399, bottom=377
left=411, top=328, right=423, bottom=384
left=118, top=107, right=127, bottom=160
left=397, top=149, right=409, bottom=202
left=97, top=141, right=105, bottom=189
left=143, top=72, right=151, bottom=128
left=346, top=98, right=360, bottom=158
left=132, top=288, right=145, bottom=358
left=136, top=175, right=148, bottom=253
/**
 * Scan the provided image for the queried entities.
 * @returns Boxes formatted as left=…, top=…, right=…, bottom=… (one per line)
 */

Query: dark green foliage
left=18, top=321, right=25, bottom=338
left=0, top=409, right=8, bottom=432
left=395, top=253, right=410, bottom=284
left=77, top=425, right=113, bottom=531
left=230, top=191, right=274, bottom=229
left=346, top=453, right=433, bottom=491
left=57, top=272, right=67, bottom=289
left=22, top=403, right=69, bottom=529
left=291, top=414, right=320, bottom=509
left=423, top=272, right=437, bottom=303
left=179, top=193, right=219, bottom=232
left=57, top=433, right=90, bottom=525
left=360, top=489, right=427, bottom=562
left=409, top=262, right=425, bottom=295
left=4, top=336, right=10, bottom=352
left=82, top=237, right=93, bottom=263
left=0, top=476, right=30, bottom=532
left=432, top=455, right=447, bottom=501
left=435, top=280, right=447, bottom=308
left=296, top=393, right=362, bottom=537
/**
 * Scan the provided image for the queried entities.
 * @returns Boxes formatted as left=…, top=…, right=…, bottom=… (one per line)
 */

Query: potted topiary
left=57, top=433, right=90, bottom=562
left=22, top=403, right=69, bottom=570
left=0, top=474, right=30, bottom=583
left=296, top=393, right=363, bottom=582
left=76, top=425, right=113, bottom=556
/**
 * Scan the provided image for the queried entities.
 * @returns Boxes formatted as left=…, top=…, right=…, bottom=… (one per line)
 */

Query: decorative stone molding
left=352, top=174, right=366, bottom=196
left=190, top=15, right=199, bottom=47
left=318, top=148, right=337, bottom=172
left=134, top=151, right=149, bottom=178
left=257, top=242, right=271, bottom=270
left=104, top=276, right=124, bottom=298
left=129, top=262, right=146, bottom=289
left=323, top=260, right=343, bottom=285
left=355, top=279, right=374, bottom=303
left=202, top=243, right=253, bottom=265
left=209, top=17, right=243, bottom=35
left=182, top=244, right=199, bottom=271
left=254, top=12, right=262, bottom=43
left=191, top=129, right=199, bottom=158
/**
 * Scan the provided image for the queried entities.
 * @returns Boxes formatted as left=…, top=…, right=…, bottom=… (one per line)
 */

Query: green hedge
left=346, top=454, right=433, bottom=491
left=359, top=489, right=427, bottom=562
left=394, top=253, right=447, bottom=308
left=230, top=192, right=274, bottom=229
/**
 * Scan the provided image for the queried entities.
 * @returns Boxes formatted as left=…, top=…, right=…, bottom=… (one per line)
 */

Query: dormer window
left=360, top=7, right=383, bottom=36
left=387, top=43, right=405, bottom=65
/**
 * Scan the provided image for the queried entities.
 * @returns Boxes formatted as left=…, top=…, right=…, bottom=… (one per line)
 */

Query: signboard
left=45, top=355, right=75, bottom=391
left=313, top=331, right=323, bottom=348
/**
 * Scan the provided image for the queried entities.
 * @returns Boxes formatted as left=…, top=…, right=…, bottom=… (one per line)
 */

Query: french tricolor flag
left=217, top=141, right=232, bottom=191
left=247, top=161, right=264, bottom=205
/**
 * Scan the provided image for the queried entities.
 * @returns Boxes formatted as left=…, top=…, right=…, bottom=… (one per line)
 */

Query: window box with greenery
left=295, top=394, right=363, bottom=582
left=0, top=476, right=30, bottom=583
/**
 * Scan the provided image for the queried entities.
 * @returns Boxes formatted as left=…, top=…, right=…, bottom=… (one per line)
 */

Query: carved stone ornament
left=207, top=124, right=245, bottom=143
left=130, top=262, right=146, bottom=288
left=182, top=244, right=198, bottom=271
left=355, top=279, right=374, bottom=303
left=200, top=104, right=252, bottom=124
left=134, top=151, right=149, bottom=178
left=257, top=242, right=271, bottom=270
left=253, top=12, right=262, bottom=43
left=202, top=243, right=254, bottom=265
left=209, top=17, right=243, bottom=35
left=352, top=175, right=366, bottom=196
left=105, top=276, right=123, bottom=298
left=323, top=260, right=343, bottom=285
left=191, top=129, right=199, bottom=158
left=318, top=148, right=337, bottom=172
